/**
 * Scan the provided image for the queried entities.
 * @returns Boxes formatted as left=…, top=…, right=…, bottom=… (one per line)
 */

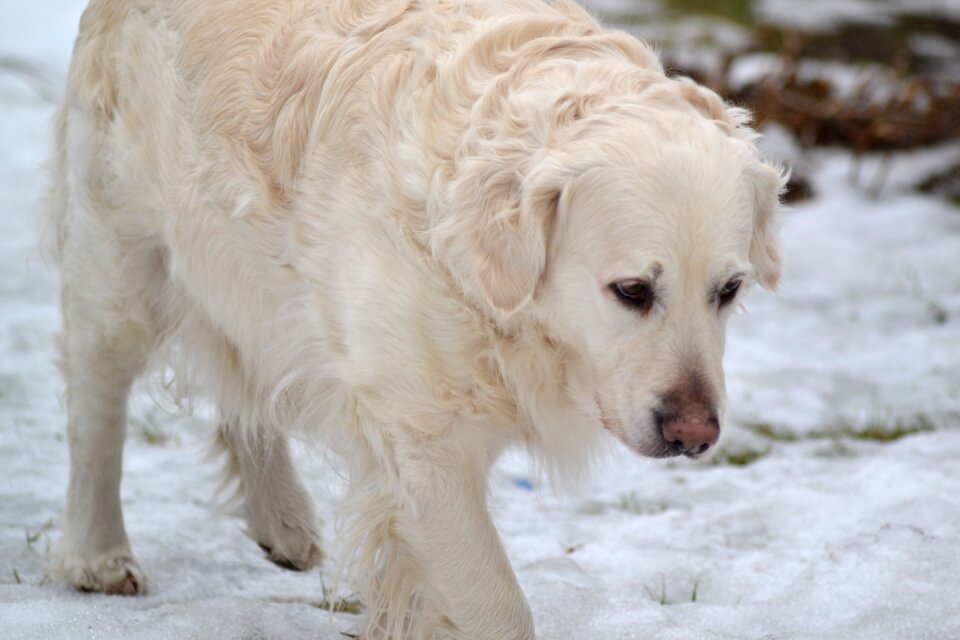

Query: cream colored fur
left=48, top=0, right=783, bottom=637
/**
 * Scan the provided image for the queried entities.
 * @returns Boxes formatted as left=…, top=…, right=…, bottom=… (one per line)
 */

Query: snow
left=726, top=53, right=923, bottom=107
left=757, top=0, right=960, bottom=29
left=2, top=2, right=960, bottom=639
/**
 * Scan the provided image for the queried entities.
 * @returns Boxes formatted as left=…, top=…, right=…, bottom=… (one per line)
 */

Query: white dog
left=48, top=0, right=783, bottom=638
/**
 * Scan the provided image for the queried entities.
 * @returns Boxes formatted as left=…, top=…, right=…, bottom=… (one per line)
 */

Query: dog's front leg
left=391, top=434, right=535, bottom=640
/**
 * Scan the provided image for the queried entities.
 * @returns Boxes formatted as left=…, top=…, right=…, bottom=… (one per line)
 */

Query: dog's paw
left=54, top=547, right=147, bottom=595
left=258, top=540, right=324, bottom=571
left=255, top=523, right=324, bottom=571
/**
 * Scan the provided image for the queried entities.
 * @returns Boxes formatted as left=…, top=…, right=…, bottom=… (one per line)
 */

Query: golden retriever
left=48, top=0, right=783, bottom=638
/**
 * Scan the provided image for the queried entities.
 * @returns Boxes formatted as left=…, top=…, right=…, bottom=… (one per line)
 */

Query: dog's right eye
left=610, top=280, right=654, bottom=314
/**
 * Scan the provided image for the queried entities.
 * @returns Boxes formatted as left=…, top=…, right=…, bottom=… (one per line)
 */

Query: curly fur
left=48, top=1, right=783, bottom=638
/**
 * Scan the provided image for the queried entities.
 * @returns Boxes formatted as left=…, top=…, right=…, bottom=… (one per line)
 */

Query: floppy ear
left=747, top=161, right=787, bottom=290
left=675, top=80, right=786, bottom=291
left=439, top=153, right=561, bottom=315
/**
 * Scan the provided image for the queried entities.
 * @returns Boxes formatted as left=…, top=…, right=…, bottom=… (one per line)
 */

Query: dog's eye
left=718, top=279, right=741, bottom=307
left=611, top=280, right=654, bottom=313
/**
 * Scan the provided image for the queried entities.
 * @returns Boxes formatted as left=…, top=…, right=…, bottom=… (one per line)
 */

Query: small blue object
left=512, top=478, right=534, bottom=492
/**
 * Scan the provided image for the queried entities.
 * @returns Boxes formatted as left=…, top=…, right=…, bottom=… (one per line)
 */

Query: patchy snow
left=757, top=0, right=960, bottom=29
left=726, top=53, right=920, bottom=107
left=2, top=2, right=960, bottom=639
left=757, top=0, right=898, bottom=30
left=622, top=17, right=753, bottom=80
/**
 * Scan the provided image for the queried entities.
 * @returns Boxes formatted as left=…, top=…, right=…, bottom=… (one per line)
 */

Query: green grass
left=309, top=576, right=365, bottom=615
left=842, top=417, right=935, bottom=442
left=139, top=423, right=175, bottom=446
left=743, top=422, right=800, bottom=442
left=813, top=440, right=855, bottom=459
left=605, top=0, right=755, bottom=27
left=710, top=446, right=771, bottom=467
left=616, top=492, right=668, bottom=515
left=645, top=575, right=669, bottom=605
left=130, top=411, right=180, bottom=447
left=313, top=596, right=364, bottom=615
left=665, top=0, right=755, bottom=25
left=25, top=518, right=54, bottom=549
left=267, top=590, right=365, bottom=615
left=12, top=569, right=22, bottom=584
left=926, top=301, right=949, bottom=324
left=716, top=414, right=938, bottom=466
left=745, top=414, right=936, bottom=444
left=644, top=575, right=702, bottom=605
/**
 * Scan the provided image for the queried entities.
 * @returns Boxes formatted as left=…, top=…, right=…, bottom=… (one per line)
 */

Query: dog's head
left=437, top=73, right=784, bottom=460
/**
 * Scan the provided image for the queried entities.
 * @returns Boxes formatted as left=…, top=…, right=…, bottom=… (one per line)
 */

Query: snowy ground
left=2, top=2, right=960, bottom=639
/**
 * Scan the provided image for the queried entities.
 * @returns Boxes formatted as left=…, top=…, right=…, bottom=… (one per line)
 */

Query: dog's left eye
left=718, top=279, right=741, bottom=307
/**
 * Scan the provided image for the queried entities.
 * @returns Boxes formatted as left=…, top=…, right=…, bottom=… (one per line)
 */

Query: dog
left=48, top=0, right=783, bottom=638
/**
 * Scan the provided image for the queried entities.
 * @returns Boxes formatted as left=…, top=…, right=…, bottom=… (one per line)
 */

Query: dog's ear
left=747, top=161, right=787, bottom=290
left=432, top=144, right=561, bottom=315
left=439, top=153, right=561, bottom=315
left=476, top=181, right=559, bottom=313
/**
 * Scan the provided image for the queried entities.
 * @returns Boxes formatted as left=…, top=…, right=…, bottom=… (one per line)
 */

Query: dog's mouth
left=595, top=395, right=621, bottom=436
left=645, top=440, right=709, bottom=459
left=595, top=396, right=712, bottom=460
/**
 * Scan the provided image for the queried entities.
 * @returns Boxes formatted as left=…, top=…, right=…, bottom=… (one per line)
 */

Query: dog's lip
left=644, top=439, right=684, bottom=459
left=638, top=434, right=715, bottom=459
left=661, top=440, right=715, bottom=460
left=598, top=407, right=611, bottom=431
left=595, top=395, right=609, bottom=430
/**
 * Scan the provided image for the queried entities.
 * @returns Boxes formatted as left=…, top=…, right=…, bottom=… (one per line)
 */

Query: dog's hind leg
left=219, top=424, right=324, bottom=571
